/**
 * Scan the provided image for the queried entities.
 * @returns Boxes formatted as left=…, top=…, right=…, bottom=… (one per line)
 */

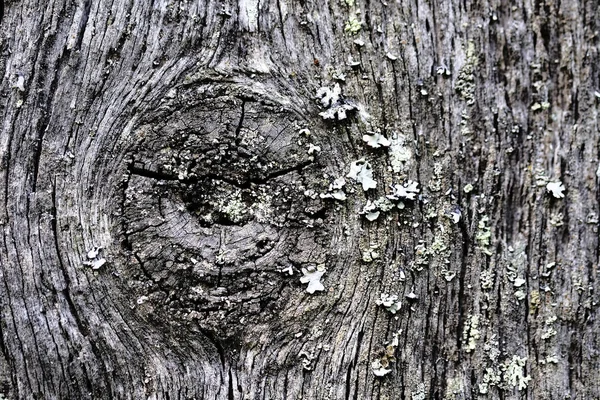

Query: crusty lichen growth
left=476, top=215, right=492, bottom=256
left=371, top=330, right=401, bottom=377
left=388, top=134, right=413, bottom=173
left=462, top=314, right=481, bottom=352
left=479, top=354, right=532, bottom=394
left=345, top=15, right=362, bottom=34
left=455, top=41, right=478, bottom=105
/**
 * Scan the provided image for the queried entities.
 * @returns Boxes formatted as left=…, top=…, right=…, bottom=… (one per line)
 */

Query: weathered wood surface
left=0, top=0, right=599, bottom=398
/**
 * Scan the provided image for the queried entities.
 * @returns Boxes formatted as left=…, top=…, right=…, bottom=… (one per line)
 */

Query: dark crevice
left=227, top=368, right=235, bottom=400
left=234, top=99, right=246, bottom=146
left=456, top=215, right=470, bottom=354
left=127, top=159, right=313, bottom=189
left=344, top=364, right=353, bottom=400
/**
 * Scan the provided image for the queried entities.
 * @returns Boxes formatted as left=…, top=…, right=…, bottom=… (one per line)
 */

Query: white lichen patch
left=514, top=290, right=527, bottom=301
left=387, top=181, right=419, bottom=201
left=476, top=216, right=492, bottom=256
left=321, top=103, right=356, bottom=120
left=316, top=84, right=357, bottom=120
left=13, top=75, right=25, bottom=91
left=347, top=159, right=377, bottom=191
left=360, top=197, right=395, bottom=221
left=479, top=354, right=532, bottom=393
left=513, top=277, right=526, bottom=287
left=502, top=356, right=531, bottom=390
left=316, top=84, right=341, bottom=107
left=89, top=258, right=106, bottom=269
left=480, top=269, right=495, bottom=290
left=376, top=294, right=402, bottom=314
left=84, top=246, right=107, bottom=270
left=361, top=200, right=380, bottom=221
left=539, top=355, right=559, bottom=365
left=541, top=315, right=558, bottom=340
left=307, top=143, right=321, bottom=155
left=462, top=315, right=481, bottom=352
left=87, top=247, right=101, bottom=259
left=371, top=359, right=391, bottom=376
left=300, top=265, right=326, bottom=294
left=546, top=180, right=565, bottom=198
left=363, top=131, right=391, bottom=148
left=298, top=349, right=316, bottom=370
left=411, top=383, right=427, bottom=400
left=320, top=177, right=347, bottom=201
left=372, top=330, right=401, bottom=377
left=441, top=269, right=457, bottom=282
left=541, top=327, right=557, bottom=340
left=332, top=70, right=346, bottom=82
left=449, top=207, right=462, bottom=223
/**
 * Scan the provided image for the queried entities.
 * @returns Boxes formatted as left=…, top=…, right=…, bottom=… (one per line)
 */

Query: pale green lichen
left=531, top=102, right=542, bottom=111
left=374, top=196, right=395, bottom=212
left=455, top=41, right=478, bottom=105
left=427, top=162, right=445, bottom=192
left=388, top=134, right=412, bottom=173
left=479, top=355, right=532, bottom=393
left=444, top=377, right=464, bottom=398
left=413, top=243, right=429, bottom=269
left=430, top=238, right=447, bottom=254
left=220, top=196, right=247, bottom=223
left=361, top=197, right=396, bottom=221
left=345, top=16, right=362, bottom=34
left=362, top=245, right=380, bottom=263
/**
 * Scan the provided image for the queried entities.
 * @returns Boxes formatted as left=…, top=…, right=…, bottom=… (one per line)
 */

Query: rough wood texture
left=0, top=0, right=599, bottom=398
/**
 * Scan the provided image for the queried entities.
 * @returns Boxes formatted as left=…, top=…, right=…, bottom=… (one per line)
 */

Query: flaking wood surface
left=0, top=0, right=599, bottom=398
